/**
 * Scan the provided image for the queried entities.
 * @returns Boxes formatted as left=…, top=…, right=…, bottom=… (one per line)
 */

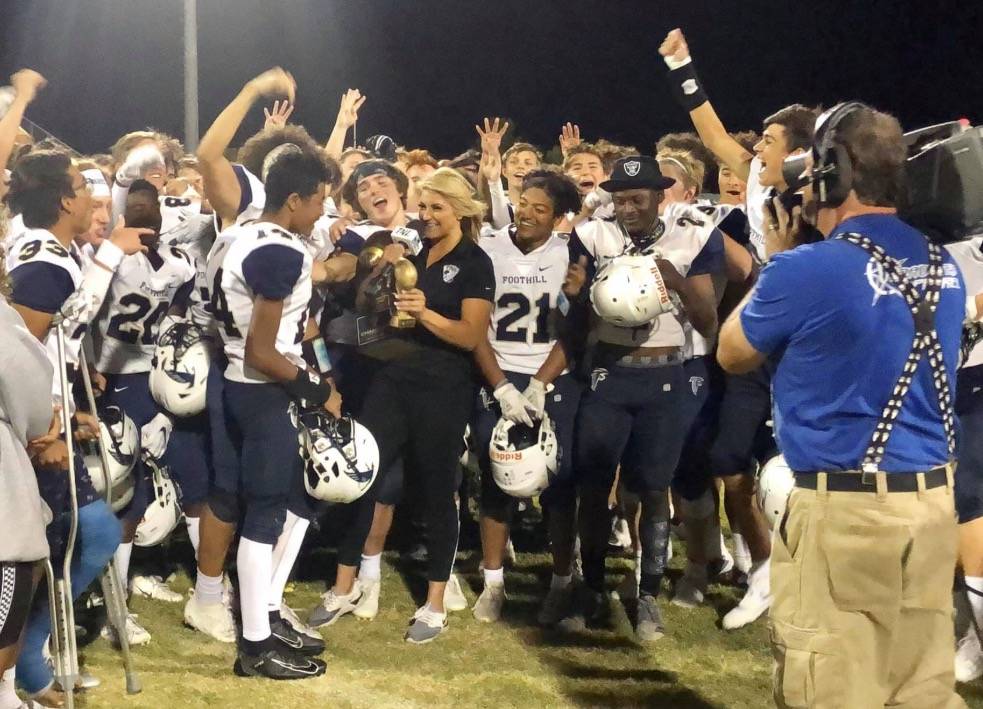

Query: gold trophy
left=390, top=258, right=419, bottom=328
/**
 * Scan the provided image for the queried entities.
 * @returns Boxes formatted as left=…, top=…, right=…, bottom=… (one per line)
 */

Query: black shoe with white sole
left=270, top=617, right=325, bottom=657
left=233, top=647, right=326, bottom=680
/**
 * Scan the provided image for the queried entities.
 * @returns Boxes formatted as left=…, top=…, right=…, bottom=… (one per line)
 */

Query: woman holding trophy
left=312, top=168, right=494, bottom=645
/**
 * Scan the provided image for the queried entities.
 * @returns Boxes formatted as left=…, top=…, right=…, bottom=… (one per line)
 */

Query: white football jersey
left=218, top=221, right=313, bottom=383
left=947, top=236, right=983, bottom=368
left=7, top=229, right=86, bottom=402
left=745, top=157, right=769, bottom=264
left=158, top=196, right=215, bottom=330
left=479, top=226, right=571, bottom=375
left=575, top=202, right=721, bottom=349
left=213, top=165, right=265, bottom=234
left=94, top=246, right=196, bottom=374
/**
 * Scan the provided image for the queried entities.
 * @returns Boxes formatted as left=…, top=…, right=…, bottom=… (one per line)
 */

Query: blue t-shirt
left=741, top=214, right=965, bottom=472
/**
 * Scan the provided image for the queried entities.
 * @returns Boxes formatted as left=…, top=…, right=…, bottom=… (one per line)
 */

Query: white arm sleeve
left=57, top=240, right=124, bottom=335
left=488, top=180, right=513, bottom=230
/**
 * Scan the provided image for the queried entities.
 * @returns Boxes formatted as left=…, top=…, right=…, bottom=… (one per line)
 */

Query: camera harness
left=814, top=102, right=955, bottom=470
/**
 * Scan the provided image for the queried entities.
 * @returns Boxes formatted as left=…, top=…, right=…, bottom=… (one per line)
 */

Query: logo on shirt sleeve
left=443, top=264, right=460, bottom=283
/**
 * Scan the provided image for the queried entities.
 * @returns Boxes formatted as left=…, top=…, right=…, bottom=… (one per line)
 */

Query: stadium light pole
left=184, top=0, right=199, bottom=150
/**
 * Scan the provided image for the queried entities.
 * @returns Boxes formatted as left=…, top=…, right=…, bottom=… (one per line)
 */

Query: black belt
left=794, top=466, right=949, bottom=493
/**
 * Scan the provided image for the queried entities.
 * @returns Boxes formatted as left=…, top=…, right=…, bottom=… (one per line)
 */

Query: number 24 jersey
left=209, top=221, right=312, bottom=384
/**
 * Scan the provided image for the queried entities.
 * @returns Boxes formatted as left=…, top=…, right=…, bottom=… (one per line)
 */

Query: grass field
left=74, top=519, right=983, bottom=709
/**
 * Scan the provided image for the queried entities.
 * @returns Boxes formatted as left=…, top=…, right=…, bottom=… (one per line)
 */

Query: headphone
left=811, top=101, right=868, bottom=208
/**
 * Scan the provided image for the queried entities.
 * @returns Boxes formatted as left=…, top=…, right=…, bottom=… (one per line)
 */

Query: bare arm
left=324, top=89, right=365, bottom=160
left=198, top=68, right=295, bottom=228
left=717, top=289, right=766, bottom=374
left=397, top=291, right=492, bottom=352
left=474, top=335, right=508, bottom=389
left=0, top=70, right=46, bottom=197
left=11, top=304, right=52, bottom=342
left=659, top=29, right=752, bottom=181
left=532, top=341, right=570, bottom=386
left=657, top=262, right=718, bottom=339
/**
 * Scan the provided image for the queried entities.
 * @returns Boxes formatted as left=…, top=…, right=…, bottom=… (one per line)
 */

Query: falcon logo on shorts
left=590, top=368, right=608, bottom=391
left=479, top=387, right=494, bottom=410
left=682, top=79, right=699, bottom=96
left=624, top=161, right=641, bottom=177
left=689, top=376, right=704, bottom=396
left=443, top=264, right=460, bottom=283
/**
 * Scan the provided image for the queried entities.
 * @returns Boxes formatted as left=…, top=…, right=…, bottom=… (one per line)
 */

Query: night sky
left=0, top=0, right=980, bottom=158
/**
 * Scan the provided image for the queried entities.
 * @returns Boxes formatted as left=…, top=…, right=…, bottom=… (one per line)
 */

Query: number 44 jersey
left=94, top=245, right=196, bottom=374
left=479, top=226, right=571, bottom=375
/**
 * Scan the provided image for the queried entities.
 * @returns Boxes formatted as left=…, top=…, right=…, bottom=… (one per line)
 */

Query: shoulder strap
left=835, top=232, right=955, bottom=470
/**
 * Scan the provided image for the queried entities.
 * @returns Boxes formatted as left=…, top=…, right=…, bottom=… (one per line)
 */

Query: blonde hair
left=657, top=149, right=705, bottom=196
left=418, top=167, right=487, bottom=242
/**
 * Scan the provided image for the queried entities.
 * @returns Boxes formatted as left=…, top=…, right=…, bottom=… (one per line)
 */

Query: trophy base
left=390, top=314, right=417, bottom=329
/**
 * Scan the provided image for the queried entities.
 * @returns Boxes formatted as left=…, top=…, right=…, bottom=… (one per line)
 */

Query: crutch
left=45, top=320, right=79, bottom=709
left=78, top=350, right=142, bottom=695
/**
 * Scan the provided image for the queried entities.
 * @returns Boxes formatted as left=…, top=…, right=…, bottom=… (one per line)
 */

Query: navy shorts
left=707, top=364, right=776, bottom=476
left=101, top=373, right=157, bottom=524
left=673, top=356, right=726, bottom=500
left=36, top=452, right=101, bottom=564
left=574, top=360, right=687, bottom=494
left=473, top=371, right=582, bottom=519
left=956, top=364, right=983, bottom=524
left=223, top=380, right=306, bottom=544
left=207, top=360, right=239, bottom=498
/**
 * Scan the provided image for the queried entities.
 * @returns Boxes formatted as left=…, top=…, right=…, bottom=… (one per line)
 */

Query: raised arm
left=324, top=89, right=366, bottom=161
left=197, top=67, right=296, bottom=227
left=658, top=29, right=752, bottom=182
left=0, top=70, right=46, bottom=199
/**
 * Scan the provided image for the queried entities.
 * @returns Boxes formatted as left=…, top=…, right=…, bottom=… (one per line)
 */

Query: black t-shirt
left=394, top=235, right=495, bottom=375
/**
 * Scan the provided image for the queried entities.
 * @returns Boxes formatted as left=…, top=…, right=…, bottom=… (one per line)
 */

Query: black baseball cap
left=600, top=155, right=676, bottom=192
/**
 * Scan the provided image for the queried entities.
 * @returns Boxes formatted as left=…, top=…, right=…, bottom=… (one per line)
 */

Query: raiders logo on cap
left=624, top=161, right=641, bottom=177
left=600, top=155, right=677, bottom=193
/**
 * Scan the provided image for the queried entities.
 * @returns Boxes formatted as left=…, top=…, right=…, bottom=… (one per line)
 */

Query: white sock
left=966, top=576, right=983, bottom=630
left=732, top=532, right=752, bottom=572
left=237, top=537, right=274, bottom=642
left=194, top=570, right=224, bottom=606
left=185, top=516, right=200, bottom=560
left=483, top=566, right=504, bottom=587
left=268, top=512, right=309, bottom=612
left=748, top=558, right=771, bottom=595
left=634, top=549, right=642, bottom=583
left=0, top=669, right=19, bottom=709
left=550, top=573, right=572, bottom=590
left=360, top=552, right=382, bottom=581
left=115, top=542, right=133, bottom=584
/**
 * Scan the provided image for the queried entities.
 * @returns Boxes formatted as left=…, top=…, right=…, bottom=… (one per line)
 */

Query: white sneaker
left=77, top=669, right=100, bottom=689
left=404, top=605, right=447, bottom=644
left=309, top=581, right=363, bottom=628
left=184, top=593, right=236, bottom=643
left=472, top=584, right=506, bottom=623
left=956, top=627, right=983, bottom=683
left=671, top=565, right=708, bottom=608
left=443, top=573, right=468, bottom=612
left=709, top=535, right=735, bottom=579
left=722, top=560, right=771, bottom=630
left=353, top=578, right=381, bottom=620
left=130, top=575, right=182, bottom=603
left=609, top=517, right=632, bottom=550
left=732, top=533, right=752, bottom=575
left=101, top=613, right=151, bottom=646
left=278, top=604, right=320, bottom=640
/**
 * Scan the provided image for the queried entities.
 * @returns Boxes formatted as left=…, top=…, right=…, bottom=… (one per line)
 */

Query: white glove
left=141, top=413, right=173, bottom=459
left=116, top=144, right=166, bottom=187
left=493, top=382, right=536, bottom=427
left=584, top=187, right=612, bottom=212
left=522, top=378, right=554, bottom=421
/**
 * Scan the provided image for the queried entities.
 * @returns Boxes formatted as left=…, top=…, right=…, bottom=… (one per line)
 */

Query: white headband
left=81, top=168, right=111, bottom=198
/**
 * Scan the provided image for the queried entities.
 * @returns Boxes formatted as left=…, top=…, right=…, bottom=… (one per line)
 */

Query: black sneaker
left=557, top=586, right=609, bottom=633
left=270, top=617, right=325, bottom=657
left=233, top=648, right=326, bottom=680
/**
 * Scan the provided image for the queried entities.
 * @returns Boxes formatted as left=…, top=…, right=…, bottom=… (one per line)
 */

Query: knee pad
left=208, top=488, right=240, bottom=525
left=678, top=490, right=715, bottom=521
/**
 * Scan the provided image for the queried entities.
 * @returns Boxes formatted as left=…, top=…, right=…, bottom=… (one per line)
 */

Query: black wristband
left=667, top=61, right=709, bottom=112
left=283, top=367, right=331, bottom=406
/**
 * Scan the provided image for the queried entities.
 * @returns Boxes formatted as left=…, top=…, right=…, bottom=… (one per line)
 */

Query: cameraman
left=718, top=104, right=965, bottom=707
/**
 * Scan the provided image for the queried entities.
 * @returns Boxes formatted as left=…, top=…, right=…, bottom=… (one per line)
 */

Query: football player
left=561, top=156, right=721, bottom=641
left=659, top=28, right=817, bottom=629
left=213, top=149, right=339, bottom=679
left=93, top=179, right=198, bottom=623
left=470, top=169, right=584, bottom=624
left=5, top=151, right=147, bottom=703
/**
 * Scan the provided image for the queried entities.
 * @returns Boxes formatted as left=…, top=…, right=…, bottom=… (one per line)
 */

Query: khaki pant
left=770, top=471, right=965, bottom=708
